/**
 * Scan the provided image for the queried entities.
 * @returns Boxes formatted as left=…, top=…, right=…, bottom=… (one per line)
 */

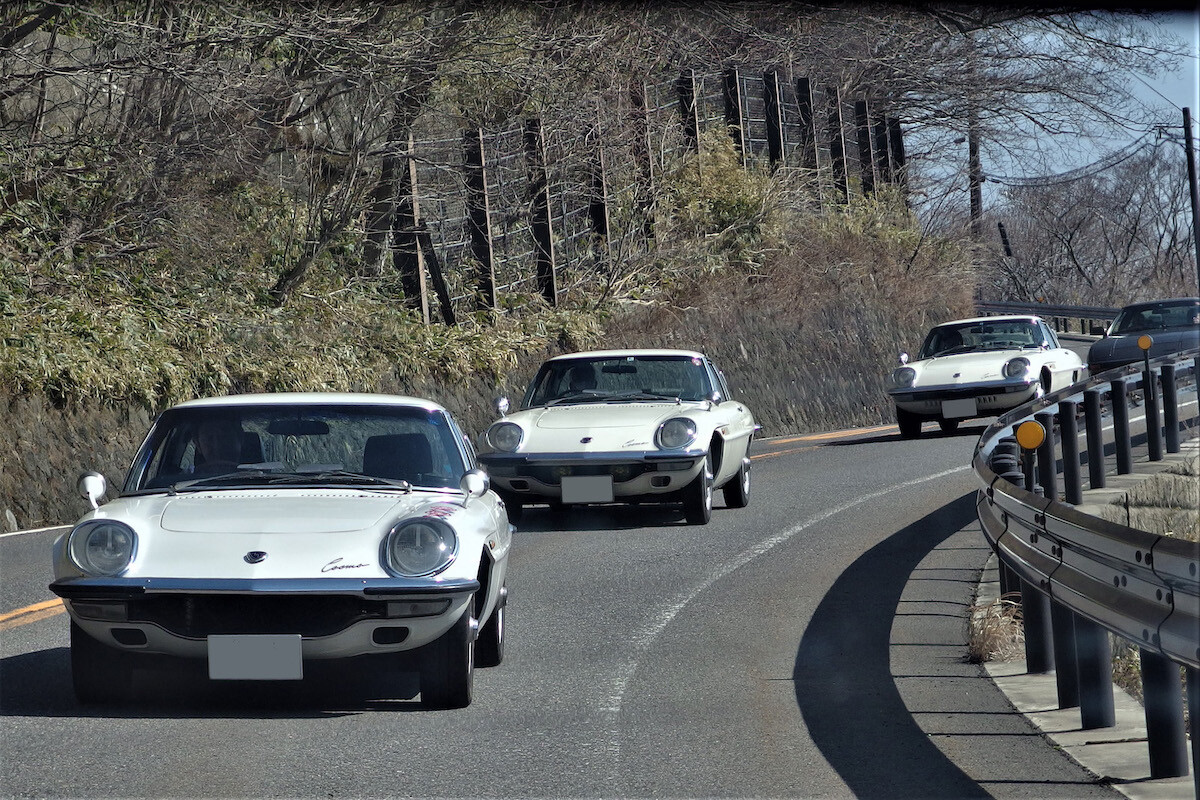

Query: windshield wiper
left=545, top=392, right=608, bottom=406
left=170, top=470, right=273, bottom=492
left=606, top=390, right=680, bottom=402
left=264, top=470, right=413, bottom=491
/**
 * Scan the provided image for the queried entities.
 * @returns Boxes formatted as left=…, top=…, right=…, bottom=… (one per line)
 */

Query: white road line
left=601, top=463, right=972, bottom=782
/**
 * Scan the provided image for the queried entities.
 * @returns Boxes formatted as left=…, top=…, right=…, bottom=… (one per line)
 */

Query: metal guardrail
left=972, top=345, right=1200, bottom=790
left=976, top=299, right=1122, bottom=322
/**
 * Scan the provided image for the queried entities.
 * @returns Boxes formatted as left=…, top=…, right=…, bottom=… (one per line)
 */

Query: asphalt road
left=0, top=423, right=1121, bottom=799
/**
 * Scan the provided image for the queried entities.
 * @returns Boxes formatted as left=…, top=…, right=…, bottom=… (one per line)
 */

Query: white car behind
left=477, top=349, right=758, bottom=524
left=886, top=315, right=1086, bottom=438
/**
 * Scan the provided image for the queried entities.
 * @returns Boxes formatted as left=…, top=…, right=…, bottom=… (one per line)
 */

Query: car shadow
left=793, top=492, right=990, bottom=799
left=0, top=648, right=426, bottom=719
left=510, top=501, right=711, bottom=532
left=821, top=423, right=990, bottom=446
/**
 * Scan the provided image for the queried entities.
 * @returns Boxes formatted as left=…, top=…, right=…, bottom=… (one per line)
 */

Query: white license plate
left=208, top=634, right=303, bottom=680
left=942, top=398, right=978, bottom=419
left=561, top=474, right=614, bottom=503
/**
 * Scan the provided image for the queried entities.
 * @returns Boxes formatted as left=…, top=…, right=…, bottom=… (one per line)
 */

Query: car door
left=705, top=360, right=756, bottom=485
left=1040, top=321, right=1083, bottom=391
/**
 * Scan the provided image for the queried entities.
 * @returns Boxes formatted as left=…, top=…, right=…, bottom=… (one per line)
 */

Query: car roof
left=933, top=315, right=1045, bottom=327
left=1117, top=297, right=1200, bottom=310
left=544, top=349, right=706, bottom=362
left=171, top=392, right=448, bottom=413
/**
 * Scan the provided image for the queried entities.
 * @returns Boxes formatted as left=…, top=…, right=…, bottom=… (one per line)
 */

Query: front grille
left=127, top=594, right=387, bottom=638
left=516, top=463, right=649, bottom=486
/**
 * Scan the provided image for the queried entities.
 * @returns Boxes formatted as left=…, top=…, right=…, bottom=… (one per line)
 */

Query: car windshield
left=1109, top=300, right=1200, bottom=335
left=918, top=320, right=1048, bottom=359
left=524, top=355, right=713, bottom=407
left=125, top=403, right=468, bottom=493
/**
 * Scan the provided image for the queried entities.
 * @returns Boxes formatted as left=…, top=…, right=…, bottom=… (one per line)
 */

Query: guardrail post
left=1111, top=379, right=1133, bottom=475
left=1188, top=667, right=1200, bottom=796
left=1075, top=615, right=1115, bottom=729
left=1035, top=411, right=1057, bottom=500
left=1022, top=580, right=1054, bottom=673
left=1140, top=647, right=1189, bottom=778
left=1144, top=362, right=1163, bottom=462
left=1083, top=389, right=1105, bottom=489
left=1050, top=602, right=1079, bottom=708
left=1058, top=400, right=1082, bottom=504
left=1161, top=364, right=1180, bottom=453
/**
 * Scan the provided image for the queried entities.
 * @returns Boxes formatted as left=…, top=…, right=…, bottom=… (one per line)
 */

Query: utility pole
left=1183, top=108, right=1200, bottom=296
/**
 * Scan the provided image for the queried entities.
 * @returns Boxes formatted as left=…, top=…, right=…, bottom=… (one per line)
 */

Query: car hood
left=1089, top=329, right=1199, bottom=361
left=913, top=351, right=1022, bottom=385
left=81, top=490, right=468, bottom=580
left=510, top=402, right=704, bottom=452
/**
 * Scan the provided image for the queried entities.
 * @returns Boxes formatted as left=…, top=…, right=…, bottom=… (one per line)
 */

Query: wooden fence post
left=590, top=125, right=611, bottom=259
left=763, top=69, right=785, bottom=172
left=854, top=98, right=876, bottom=195
left=723, top=67, right=746, bottom=167
left=415, top=225, right=456, bottom=325
left=676, top=68, right=701, bottom=159
left=463, top=127, right=497, bottom=312
left=872, top=111, right=892, bottom=184
left=826, top=87, right=848, bottom=202
left=391, top=132, right=431, bottom=324
left=524, top=118, right=557, bottom=306
left=630, top=81, right=655, bottom=243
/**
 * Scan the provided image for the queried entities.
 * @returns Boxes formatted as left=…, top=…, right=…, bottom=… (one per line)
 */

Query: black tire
left=722, top=457, right=750, bottom=509
left=498, top=493, right=523, bottom=525
left=938, top=418, right=960, bottom=434
left=70, top=621, right=134, bottom=706
left=475, top=586, right=506, bottom=668
left=683, top=454, right=713, bottom=524
left=419, top=607, right=474, bottom=709
left=896, top=407, right=923, bottom=439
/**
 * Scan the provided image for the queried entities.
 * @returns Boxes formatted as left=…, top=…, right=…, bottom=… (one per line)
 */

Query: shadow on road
left=793, top=491, right=988, bottom=799
left=0, top=647, right=426, bottom=719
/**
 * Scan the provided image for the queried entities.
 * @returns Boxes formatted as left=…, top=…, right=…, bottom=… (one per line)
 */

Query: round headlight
left=656, top=417, right=697, bottom=449
left=384, top=519, right=458, bottom=577
left=891, top=367, right=916, bottom=388
left=487, top=421, right=523, bottom=453
left=69, top=521, right=136, bottom=576
left=1004, top=357, right=1031, bottom=378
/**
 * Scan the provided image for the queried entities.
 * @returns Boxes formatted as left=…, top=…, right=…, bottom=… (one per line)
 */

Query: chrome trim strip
left=50, top=577, right=479, bottom=598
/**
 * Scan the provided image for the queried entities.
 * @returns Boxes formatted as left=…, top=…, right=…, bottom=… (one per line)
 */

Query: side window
left=708, top=361, right=732, bottom=400
left=1040, top=322, right=1059, bottom=348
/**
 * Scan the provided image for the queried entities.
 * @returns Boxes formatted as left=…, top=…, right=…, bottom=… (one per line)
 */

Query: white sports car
left=477, top=349, right=758, bottom=524
left=886, top=315, right=1086, bottom=438
left=50, top=392, right=511, bottom=709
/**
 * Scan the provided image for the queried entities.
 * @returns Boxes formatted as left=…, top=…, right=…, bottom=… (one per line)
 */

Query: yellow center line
left=764, top=423, right=897, bottom=446
left=751, top=445, right=821, bottom=460
left=0, top=598, right=65, bottom=631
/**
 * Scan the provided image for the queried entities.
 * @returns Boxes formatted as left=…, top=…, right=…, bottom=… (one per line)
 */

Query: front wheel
left=722, top=457, right=750, bottom=509
left=70, top=621, right=134, bottom=706
left=419, top=608, right=474, bottom=709
left=896, top=407, right=923, bottom=439
left=938, top=418, right=960, bottom=434
left=475, top=586, right=506, bottom=668
left=683, top=454, right=714, bottom=524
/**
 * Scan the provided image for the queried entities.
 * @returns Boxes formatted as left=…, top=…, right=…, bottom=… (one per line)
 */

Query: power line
left=983, top=131, right=1160, bottom=187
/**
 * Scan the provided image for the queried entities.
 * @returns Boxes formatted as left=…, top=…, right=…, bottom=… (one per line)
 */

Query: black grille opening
left=127, top=595, right=387, bottom=638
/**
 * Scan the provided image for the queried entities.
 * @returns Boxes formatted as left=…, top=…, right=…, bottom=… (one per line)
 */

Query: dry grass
left=966, top=593, right=1026, bottom=663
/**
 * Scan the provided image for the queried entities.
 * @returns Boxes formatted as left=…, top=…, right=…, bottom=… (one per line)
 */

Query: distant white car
left=477, top=349, right=758, bottom=524
left=886, top=315, right=1086, bottom=438
left=51, top=393, right=511, bottom=709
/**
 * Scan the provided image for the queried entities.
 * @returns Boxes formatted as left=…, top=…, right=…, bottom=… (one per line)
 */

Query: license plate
left=208, top=634, right=303, bottom=680
left=942, top=398, right=977, bottom=419
left=561, top=474, right=614, bottom=503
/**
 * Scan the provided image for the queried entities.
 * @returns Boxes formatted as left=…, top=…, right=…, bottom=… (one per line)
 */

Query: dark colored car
left=1086, top=298, right=1200, bottom=374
